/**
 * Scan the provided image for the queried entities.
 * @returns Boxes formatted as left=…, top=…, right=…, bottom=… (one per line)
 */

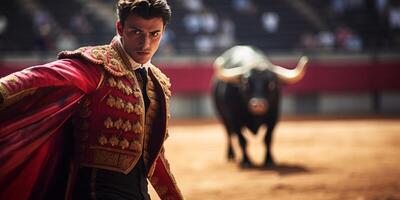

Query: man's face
left=117, top=14, right=164, bottom=64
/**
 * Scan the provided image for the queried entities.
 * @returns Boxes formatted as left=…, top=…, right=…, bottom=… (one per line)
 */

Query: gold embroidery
left=133, top=103, right=144, bottom=115
left=114, top=118, right=123, bottom=129
left=129, top=141, right=142, bottom=151
left=0, top=87, right=37, bottom=111
left=132, top=121, right=142, bottom=134
left=110, top=135, right=119, bottom=147
left=104, top=117, right=113, bottom=128
left=108, top=77, right=117, bottom=87
left=125, top=102, right=134, bottom=113
left=98, top=135, right=108, bottom=145
left=108, top=79, right=134, bottom=95
left=124, top=86, right=133, bottom=95
left=119, top=138, right=130, bottom=150
left=106, top=95, right=116, bottom=108
left=1, top=75, right=19, bottom=85
left=133, top=90, right=141, bottom=98
left=93, top=150, right=119, bottom=167
left=122, top=120, right=132, bottom=132
left=115, top=98, right=125, bottom=109
left=118, top=154, right=134, bottom=169
left=117, top=80, right=124, bottom=90
left=92, top=48, right=107, bottom=62
left=104, top=117, right=137, bottom=132
left=149, top=65, right=172, bottom=99
left=58, top=44, right=128, bottom=77
left=107, top=95, right=139, bottom=115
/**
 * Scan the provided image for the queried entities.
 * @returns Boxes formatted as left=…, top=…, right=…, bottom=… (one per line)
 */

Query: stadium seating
left=0, top=0, right=399, bottom=55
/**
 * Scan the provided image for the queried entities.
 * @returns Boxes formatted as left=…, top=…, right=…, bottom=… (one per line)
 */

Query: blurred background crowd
left=1, top=0, right=400, bottom=118
left=1, top=0, right=400, bottom=56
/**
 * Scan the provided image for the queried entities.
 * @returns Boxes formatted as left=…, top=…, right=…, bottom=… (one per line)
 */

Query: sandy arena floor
left=149, top=118, right=400, bottom=200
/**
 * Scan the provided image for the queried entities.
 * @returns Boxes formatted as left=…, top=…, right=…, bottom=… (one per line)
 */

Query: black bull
left=212, top=46, right=308, bottom=168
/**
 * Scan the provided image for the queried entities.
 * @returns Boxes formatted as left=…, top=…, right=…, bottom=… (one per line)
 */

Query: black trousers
left=73, top=157, right=150, bottom=200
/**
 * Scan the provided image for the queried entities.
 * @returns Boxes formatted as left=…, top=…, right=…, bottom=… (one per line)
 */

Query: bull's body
left=212, top=46, right=307, bottom=168
left=213, top=67, right=280, bottom=168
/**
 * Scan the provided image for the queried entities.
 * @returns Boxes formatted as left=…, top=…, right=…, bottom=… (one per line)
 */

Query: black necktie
left=136, top=68, right=150, bottom=111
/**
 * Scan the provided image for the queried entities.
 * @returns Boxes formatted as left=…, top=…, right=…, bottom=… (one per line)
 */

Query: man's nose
left=140, top=35, right=151, bottom=49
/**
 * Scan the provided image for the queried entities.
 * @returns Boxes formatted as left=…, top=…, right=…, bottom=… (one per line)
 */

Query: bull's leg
left=226, top=129, right=235, bottom=162
left=263, top=125, right=276, bottom=167
left=236, top=131, right=253, bottom=168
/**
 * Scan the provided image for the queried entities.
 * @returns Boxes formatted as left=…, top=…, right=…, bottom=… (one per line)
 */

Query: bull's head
left=214, top=46, right=308, bottom=115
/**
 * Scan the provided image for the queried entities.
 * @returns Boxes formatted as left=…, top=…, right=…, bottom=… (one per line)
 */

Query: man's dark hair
left=117, top=0, right=171, bottom=26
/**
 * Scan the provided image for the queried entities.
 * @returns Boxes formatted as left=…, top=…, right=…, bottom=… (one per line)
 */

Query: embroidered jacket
left=0, top=38, right=183, bottom=200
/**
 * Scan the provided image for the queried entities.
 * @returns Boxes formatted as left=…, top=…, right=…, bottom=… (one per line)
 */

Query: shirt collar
left=116, top=35, right=151, bottom=71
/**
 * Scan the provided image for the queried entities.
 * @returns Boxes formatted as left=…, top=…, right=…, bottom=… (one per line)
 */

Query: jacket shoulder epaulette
left=58, top=45, right=127, bottom=77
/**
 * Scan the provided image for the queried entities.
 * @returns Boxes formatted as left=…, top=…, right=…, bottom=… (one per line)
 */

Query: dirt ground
left=149, top=117, right=400, bottom=200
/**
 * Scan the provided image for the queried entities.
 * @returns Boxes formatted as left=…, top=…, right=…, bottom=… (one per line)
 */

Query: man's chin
left=132, top=56, right=150, bottom=64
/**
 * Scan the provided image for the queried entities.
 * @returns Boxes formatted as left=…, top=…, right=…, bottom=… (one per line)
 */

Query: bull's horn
left=271, top=56, right=309, bottom=83
left=213, top=56, right=253, bottom=83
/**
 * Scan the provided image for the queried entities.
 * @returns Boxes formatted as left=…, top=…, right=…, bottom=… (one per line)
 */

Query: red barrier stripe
left=2, top=60, right=400, bottom=95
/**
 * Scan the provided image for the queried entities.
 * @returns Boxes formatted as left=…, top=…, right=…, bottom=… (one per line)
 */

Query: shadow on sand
left=245, top=163, right=311, bottom=176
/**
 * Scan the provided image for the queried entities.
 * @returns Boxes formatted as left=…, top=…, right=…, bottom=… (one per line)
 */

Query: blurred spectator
left=375, top=0, right=388, bottom=14
left=388, top=3, right=400, bottom=29
left=261, top=12, right=279, bottom=33
left=216, top=16, right=236, bottom=50
left=201, top=10, right=218, bottom=33
left=232, top=0, right=257, bottom=14
left=335, top=25, right=363, bottom=51
left=195, top=35, right=214, bottom=54
left=331, top=0, right=345, bottom=14
left=56, top=31, right=78, bottom=51
left=331, top=0, right=364, bottom=14
left=69, top=10, right=93, bottom=43
left=346, top=0, right=364, bottom=11
left=300, top=32, right=318, bottom=50
left=182, top=0, right=204, bottom=12
left=220, top=16, right=235, bottom=36
left=345, top=33, right=363, bottom=51
left=317, top=30, right=335, bottom=51
left=388, top=1, right=400, bottom=46
left=0, top=15, right=7, bottom=35
left=32, top=10, right=56, bottom=53
left=335, top=25, right=352, bottom=48
left=184, top=10, right=218, bottom=34
left=184, top=12, right=202, bottom=33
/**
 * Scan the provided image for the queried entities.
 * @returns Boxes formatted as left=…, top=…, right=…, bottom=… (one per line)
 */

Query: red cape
left=0, top=59, right=101, bottom=199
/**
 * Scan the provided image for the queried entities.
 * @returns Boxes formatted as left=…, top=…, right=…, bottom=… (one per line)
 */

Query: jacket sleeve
left=149, top=149, right=184, bottom=200
left=0, top=58, right=103, bottom=109
left=0, top=59, right=103, bottom=200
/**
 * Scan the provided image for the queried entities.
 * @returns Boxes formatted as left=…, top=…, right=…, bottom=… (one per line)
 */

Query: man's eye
left=152, top=32, right=159, bottom=38
left=134, top=30, right=141, bottom=35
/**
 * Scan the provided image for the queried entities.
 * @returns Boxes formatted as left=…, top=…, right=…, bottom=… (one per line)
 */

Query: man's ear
left=116, top=20, right=123, bottom=36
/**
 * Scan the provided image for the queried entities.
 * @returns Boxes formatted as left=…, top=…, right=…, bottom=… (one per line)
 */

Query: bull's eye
left=268, top=82, right=276, bottom=90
